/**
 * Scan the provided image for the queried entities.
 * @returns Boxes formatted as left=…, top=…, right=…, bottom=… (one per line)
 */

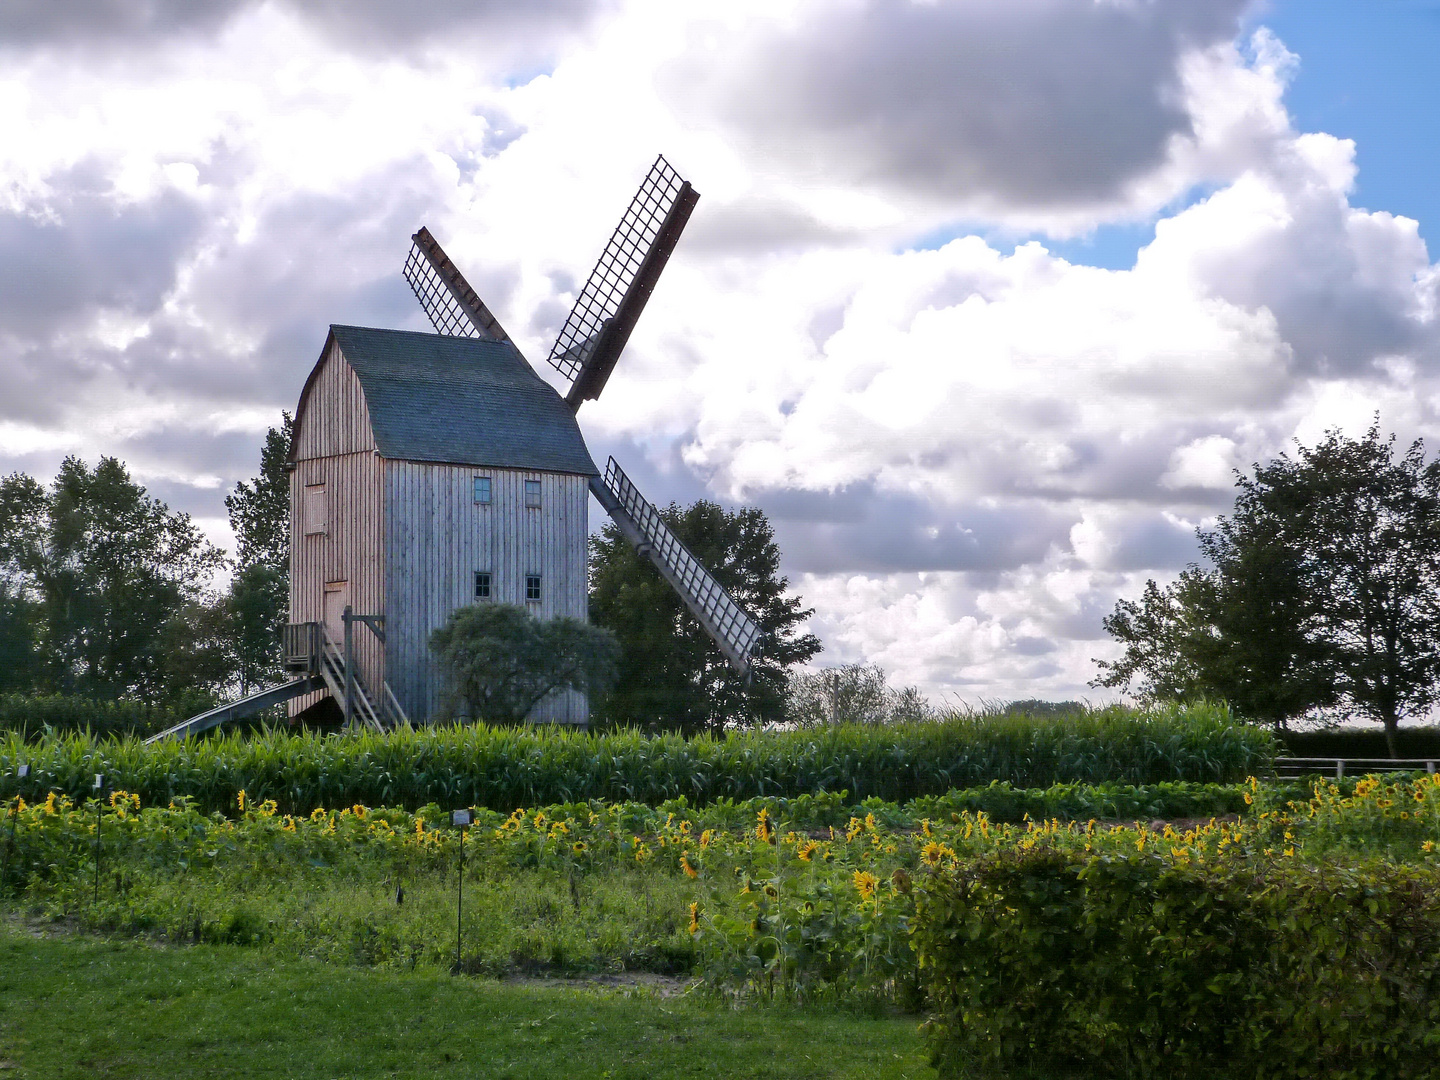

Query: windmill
left=402, top=156, right=762, bottom=675
left=147, top=156, right=756, bottom=743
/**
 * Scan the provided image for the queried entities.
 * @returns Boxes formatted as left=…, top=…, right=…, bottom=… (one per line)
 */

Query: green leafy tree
left=0, top=457, right=226, bottom=701
left=224, top=413, right=292, bottom=694
left=0, top=473, right=46, bottom=691
left=589, top=500, right=821, bottom=735
left=430, top=603, right=620, bottom=724
left=0, top=580, right=40, bottom=693
left=1095, top=423, right=1440, bottom=752
left=1254, top=424, right=1440, bottom=755
left=786, top=662, right=933, bottom=727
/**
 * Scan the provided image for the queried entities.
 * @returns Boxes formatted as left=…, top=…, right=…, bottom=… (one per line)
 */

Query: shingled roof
left=307, top=325, right=598, bottom=476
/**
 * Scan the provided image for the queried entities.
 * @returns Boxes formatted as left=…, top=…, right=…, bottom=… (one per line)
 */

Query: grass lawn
left=0, top=923, right=935, bottom=1080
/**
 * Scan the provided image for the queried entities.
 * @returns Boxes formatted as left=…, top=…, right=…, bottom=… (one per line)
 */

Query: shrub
left=912, top=849, right=1440, bottom=1080
left=1280, top=725, right=1440, bottom=759
left=0, top=694, right=216, bottom=741
left=0, top=701, right=1273, bottom=815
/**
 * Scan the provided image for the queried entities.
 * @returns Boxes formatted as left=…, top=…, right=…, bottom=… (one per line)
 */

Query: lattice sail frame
left=600, top=458, right=762, bottom=672
left=403, top=226, right=512, bottom=342
left=547, top=156, right=698, bottom=407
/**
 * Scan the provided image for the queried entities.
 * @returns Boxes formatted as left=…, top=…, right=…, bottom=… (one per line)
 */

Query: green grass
left=0, top=923, right=934, bottom=1079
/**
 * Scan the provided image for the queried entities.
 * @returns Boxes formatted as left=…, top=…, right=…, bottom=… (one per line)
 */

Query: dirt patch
left=498, top=971, right=695, bottom=998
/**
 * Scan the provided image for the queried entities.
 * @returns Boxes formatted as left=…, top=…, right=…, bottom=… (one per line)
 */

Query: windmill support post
left=343, top=605, right=355, bottom=730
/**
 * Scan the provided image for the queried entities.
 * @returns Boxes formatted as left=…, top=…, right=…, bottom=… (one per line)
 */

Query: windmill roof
left=323, top=324, right=598, bottom=476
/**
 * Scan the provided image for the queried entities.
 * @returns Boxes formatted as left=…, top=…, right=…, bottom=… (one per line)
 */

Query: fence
left=1272, top=756, right=1439, bottom=780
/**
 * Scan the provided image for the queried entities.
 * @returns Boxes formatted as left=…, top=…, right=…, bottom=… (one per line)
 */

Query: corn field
left=0, top=702, right=1272, bottom=815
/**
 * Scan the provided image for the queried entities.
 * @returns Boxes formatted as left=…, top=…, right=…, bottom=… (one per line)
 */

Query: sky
left=1, top=0, right=1438, bottom=705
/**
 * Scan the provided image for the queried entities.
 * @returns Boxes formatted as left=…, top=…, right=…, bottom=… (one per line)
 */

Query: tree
left=430, top=603, right=620, bottom=724
left=1092, top=574, right=1212, bottom=707
left=1094, top=423, right=1440, bottom=754
left=1255, top=424, right=1440, bottom=755
left=589, top=500, right=821, bottom=735
left=0, top=457, right=226, bottom=701
left=0, top=472, right=46, bottom=692
left=225, top=414, right=292, bottom=694
left=786, top=662, right=933, bottom=727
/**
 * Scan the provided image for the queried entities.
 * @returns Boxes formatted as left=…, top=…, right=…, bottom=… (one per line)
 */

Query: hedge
left=1280, top=725, right=1440, bottom=759
left=912, top=849, right=1440, bottom=1080
left=0, top=694, right=207, bottom=741
left=0, top=702, right=1273, bottom=815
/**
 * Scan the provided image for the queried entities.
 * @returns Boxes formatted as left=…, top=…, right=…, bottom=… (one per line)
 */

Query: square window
left=524, top=479, right=541, bottom=508
left=525, top=574, right=542, bottom=602
left=303, top=484, right=327, bottom=535
left=474, top=476, right=492, bottom=504
left=474, top=571, right=492, bottom=600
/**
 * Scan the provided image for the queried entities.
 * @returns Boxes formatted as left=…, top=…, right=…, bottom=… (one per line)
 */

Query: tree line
left=1, top=415, right=935, bottom=733
left=0, top=416, right=292, bottom=710
left=1094, top=422, right=1440, bottom=756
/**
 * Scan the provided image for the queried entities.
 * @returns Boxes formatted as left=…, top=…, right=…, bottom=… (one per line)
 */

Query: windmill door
left=323, top=581, right=349, bottom=648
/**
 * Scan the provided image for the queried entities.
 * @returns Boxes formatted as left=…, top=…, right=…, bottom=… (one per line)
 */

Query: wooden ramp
left=145, top=676, right=324, bottom=744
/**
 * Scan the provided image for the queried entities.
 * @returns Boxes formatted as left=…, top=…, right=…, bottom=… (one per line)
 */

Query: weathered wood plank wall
left=384, top=462, right=590, bottom=724
left=289, top=339, right=385, bottom=717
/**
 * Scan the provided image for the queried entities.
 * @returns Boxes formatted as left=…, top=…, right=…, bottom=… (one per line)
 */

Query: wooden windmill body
left=149, top=157, right=760, bottom=739
left=286, top=327, right=597, bottom=725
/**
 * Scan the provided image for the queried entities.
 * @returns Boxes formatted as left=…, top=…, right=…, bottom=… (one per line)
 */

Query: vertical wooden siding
left=289, top=341, right=385, bottom=716
left=384, top=462, right=590, bottom=724
left=294, top=338, right=378, bottom=459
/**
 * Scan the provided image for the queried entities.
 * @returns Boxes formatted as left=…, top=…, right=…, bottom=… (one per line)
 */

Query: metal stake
left=343, top=605, right=355, bottom=730
left=453, top=809, right=471, bottom=972
left=93, top=773, right=103, bottom=907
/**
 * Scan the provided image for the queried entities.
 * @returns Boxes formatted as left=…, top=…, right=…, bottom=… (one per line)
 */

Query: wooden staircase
left=284, top=619, right=409, bottom=732
left=145, top=618, right=410, bottom=744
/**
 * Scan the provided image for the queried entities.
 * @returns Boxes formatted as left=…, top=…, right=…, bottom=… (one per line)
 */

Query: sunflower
left=853, top=870, right=879, bottom=901
left=756, top=808, right=775, bottom=844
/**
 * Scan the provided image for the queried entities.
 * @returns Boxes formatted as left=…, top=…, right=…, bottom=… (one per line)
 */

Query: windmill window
left=524, top=480, right=542, bottom=508
left=474, top=572, right=492, bottom=600
left=525, top=574, right=542, bottom=602
left=473, top=476, right=492, bottom=504
left=303, top=484, right=327, bottom=535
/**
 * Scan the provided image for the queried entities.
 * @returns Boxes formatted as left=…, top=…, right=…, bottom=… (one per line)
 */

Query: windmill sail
left=547, top=157, right=699, bottom=409
left=591, top=458, right=761, bottom=674
left=404, top=226, right=513, bottom=342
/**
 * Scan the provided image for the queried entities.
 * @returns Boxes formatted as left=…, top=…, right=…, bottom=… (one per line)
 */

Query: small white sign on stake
left=94, top=774, right=103, bottom=790
left=16, top=765, right=27, bottom=778
left=452, top=810, right=471, bottom=827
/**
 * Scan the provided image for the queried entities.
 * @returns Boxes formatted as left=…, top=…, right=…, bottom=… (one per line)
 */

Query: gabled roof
left=297, top=325, right=598, bottom=476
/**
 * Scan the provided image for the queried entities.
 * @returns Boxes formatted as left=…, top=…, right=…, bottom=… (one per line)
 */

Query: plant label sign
left=16, top=765, right=27, bottom=778
left=452, top=810, right=471, bottom=827
left=93, top=774, right=103, bottom=790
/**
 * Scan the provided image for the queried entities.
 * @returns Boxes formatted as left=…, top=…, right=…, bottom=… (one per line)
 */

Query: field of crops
left=0, top=701, right=1271, bottom=814
left=8, top=707, right=1432, bottom=1079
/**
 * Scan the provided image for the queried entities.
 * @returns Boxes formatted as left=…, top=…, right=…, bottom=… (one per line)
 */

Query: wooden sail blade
left=548, top=156, right=699, bottom=409
left=590, top=460, right=761, bottom=674
left=403, top=226, right=513, bottom=343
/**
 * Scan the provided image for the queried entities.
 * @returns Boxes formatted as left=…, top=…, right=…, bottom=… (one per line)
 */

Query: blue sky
left=1268, top=0, right=1440, bottom=247
left=996, top=1, right=1440, bottom=272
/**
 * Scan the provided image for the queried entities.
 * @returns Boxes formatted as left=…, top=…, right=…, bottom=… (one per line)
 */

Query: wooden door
left=323, top=581, right=349, bottom=647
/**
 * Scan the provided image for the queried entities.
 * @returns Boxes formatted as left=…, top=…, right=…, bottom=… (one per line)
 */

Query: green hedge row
left=515, top=779, right=1251, bottom=837
left=912, top=850, right=1440, bottom=1080
left=1280, top=725, right=1440, bottom=759
left=0, top=702, right=1273, bottom=815
left=0, top=695, right=200, bottom=741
